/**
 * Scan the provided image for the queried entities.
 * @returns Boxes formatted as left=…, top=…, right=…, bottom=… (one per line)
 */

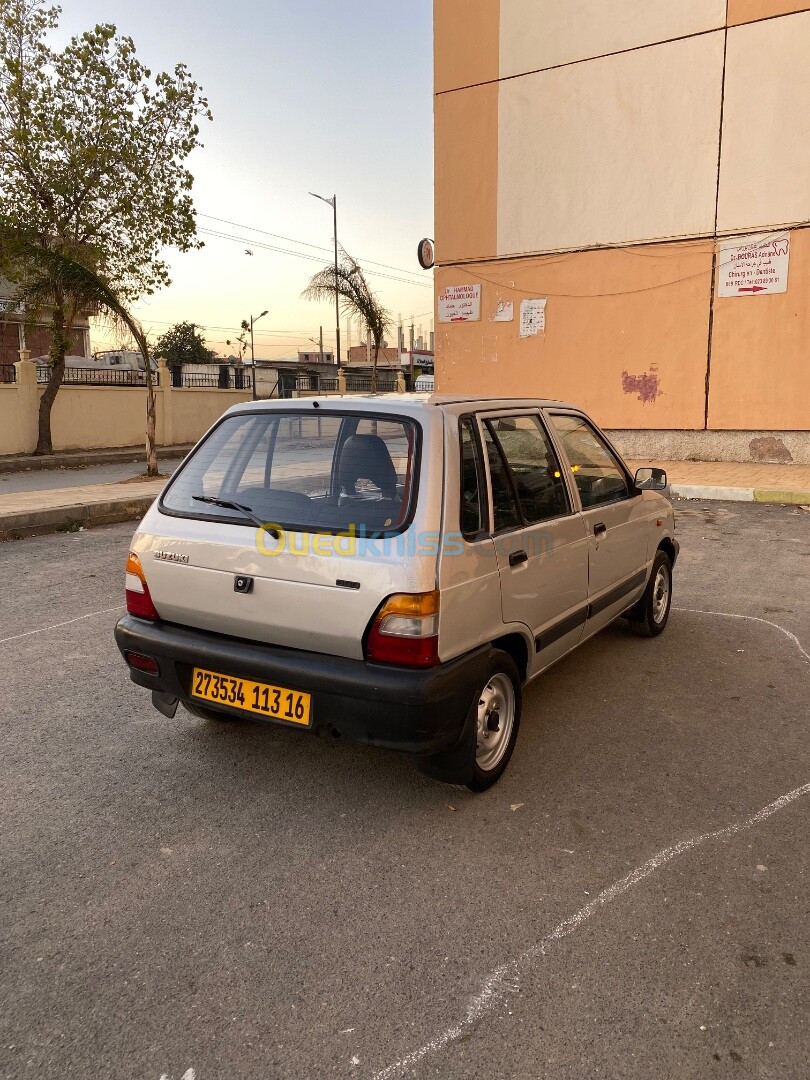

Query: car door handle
left=593, top=522, right=607, bottom=537
left=509, top=549, right=529, bottom=567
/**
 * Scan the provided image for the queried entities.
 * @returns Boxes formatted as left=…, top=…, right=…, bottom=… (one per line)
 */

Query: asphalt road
left=1, top=502, right=808, bottom=1080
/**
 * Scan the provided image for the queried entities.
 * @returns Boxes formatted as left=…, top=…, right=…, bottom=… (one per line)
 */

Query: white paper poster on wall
left=519, top=298, right=546, bottom=337
left=717, top=232, right=790, bottom=297
left=493, top=300, right=514, bottom=322
left=437, top=284, right=481, bottom=323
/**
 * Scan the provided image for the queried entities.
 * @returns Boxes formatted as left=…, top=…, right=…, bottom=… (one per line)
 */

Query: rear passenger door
left=481, top=412, right=589, bottom=671
left=547, top=411, right=649, bottom=632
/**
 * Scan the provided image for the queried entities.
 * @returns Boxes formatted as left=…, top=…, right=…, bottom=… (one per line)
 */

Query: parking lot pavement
left=1, top=503, right=808, bottom=1080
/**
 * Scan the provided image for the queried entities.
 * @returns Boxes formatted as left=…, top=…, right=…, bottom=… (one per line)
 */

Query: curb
left=672, top=484, right=810, bottom=505
left=0, top=492, right=157, bottom=542
left=0, top=445, right=193, bottom=475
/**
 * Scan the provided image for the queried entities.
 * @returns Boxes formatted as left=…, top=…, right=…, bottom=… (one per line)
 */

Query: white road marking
left=0, top=605, right=121, bottom=644
left=674, top=607, right=810, bottom=664
left=372, top=609, right=810, bottom=1079
left=371, top=781, right=810, bottom=1080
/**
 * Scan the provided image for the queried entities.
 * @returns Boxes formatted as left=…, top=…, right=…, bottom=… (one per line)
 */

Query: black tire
left=419, top=649, right=522, bottom=791
left=183, top=701, right=235, bottom=722
left=626, top=549, right=672, bottom=638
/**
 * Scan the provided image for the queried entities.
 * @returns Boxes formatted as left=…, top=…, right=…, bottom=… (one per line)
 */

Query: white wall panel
left=717, top=11, right=810, bottom=233
left=497, top=33, right=725, bottom=255
left=500, top=0, right=726, bottom=78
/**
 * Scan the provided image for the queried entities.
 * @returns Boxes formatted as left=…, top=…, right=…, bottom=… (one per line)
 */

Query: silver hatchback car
left=115, top=395, right=678, bottom=790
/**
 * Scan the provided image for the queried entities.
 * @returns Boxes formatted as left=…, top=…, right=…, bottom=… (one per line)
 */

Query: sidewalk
left=0, top=444, right=194, bottom=475
left=1, top=460, right=808, bottom=541
left=628, top=459, right=810, bottom=505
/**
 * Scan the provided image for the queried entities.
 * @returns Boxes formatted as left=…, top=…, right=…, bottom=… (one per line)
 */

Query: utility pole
left=309, top=192, right=342, bottom=368
left=249, top=309, right=268, bottom=401
left=408, top=315, right=414, bottom=388
left=319, top=325, right=324, bottom=365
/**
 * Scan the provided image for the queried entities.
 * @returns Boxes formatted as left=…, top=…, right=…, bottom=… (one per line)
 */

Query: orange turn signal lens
left=377, top=590, right=440, bottom=620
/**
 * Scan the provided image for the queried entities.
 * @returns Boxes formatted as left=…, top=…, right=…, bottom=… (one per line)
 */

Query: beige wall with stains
left=433, top=0, right=810, bottom=434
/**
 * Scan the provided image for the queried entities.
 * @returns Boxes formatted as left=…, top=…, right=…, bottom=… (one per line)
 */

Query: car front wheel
left=626, top=549, right=672, bottom=638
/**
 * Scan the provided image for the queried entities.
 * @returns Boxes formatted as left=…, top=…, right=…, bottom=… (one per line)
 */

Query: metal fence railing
left=179, top=369, right=252, bottom=389
left=36, top=367, right=148, bottom=386
left=0, top=363, right=17, bottom=384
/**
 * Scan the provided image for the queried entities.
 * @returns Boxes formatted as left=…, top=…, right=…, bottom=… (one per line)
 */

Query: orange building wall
left=436, top=243, right=714, bottom=429
left=727, top=0, right=810, bottom=25
left=709, top=226, right=810, bottom=430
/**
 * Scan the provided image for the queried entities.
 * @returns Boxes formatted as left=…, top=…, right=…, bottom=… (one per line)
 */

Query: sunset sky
left=55, top=0, right=435, bottom=359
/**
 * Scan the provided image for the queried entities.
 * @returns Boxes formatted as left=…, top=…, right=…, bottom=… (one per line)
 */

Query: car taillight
left=125, top=551, right=160, bottom=621
left=366, top=590, right=440, bottom=668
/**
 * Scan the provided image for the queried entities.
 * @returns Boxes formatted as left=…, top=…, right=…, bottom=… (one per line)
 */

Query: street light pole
left=310, top=192, right=342, bottom=369
left=250, top=309, right=268, bottom=400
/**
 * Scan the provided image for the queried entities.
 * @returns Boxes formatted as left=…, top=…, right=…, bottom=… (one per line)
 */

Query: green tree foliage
left=154, top=321, right=216, bottom=367
left=0, top=0, right=212, bottom=452
left=303, top=251, right=392, bottom=391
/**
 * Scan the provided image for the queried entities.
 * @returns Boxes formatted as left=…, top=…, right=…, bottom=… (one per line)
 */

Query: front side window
left=550, top=413, right=630, bottom=509
left=486, top=415, right=570, bottom=524
left=161, top=411, right=418, bottom=534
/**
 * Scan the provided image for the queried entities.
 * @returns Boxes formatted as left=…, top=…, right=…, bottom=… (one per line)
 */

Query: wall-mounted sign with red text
left=438, top=283, right=481, bottom=323
left=717, top=232, right=790, bottom=297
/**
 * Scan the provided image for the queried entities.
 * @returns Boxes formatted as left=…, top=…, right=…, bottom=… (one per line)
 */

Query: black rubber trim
left=114, top=615, right=490, bottom=756
left=587, top=569, right=648, bottom=620
left=535, top=605, right=589, bottom=653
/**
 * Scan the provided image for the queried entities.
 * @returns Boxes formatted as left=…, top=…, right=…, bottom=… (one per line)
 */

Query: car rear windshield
left=160, top=410, right=420, bottom=534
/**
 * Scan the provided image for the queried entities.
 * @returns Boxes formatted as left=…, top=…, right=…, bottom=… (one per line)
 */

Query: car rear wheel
left=625, top=549, right=672, bottom=638
left=419, top=650, right=522, bottom=791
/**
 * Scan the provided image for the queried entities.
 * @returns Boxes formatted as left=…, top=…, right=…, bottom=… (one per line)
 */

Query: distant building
left=346, top=346, right=434, bottom=371
left=297, top=348, right=335, bottom=364
left=0, top=278, right=92, bottom=365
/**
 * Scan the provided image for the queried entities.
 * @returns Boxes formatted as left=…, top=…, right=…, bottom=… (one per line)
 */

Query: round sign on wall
left=417, top=238, right=435, bottom=270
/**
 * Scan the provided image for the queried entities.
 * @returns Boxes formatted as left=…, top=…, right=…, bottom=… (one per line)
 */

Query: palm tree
left=303, top=250, right=393, bottom=392
left=0, top=233, right=159, bottom=474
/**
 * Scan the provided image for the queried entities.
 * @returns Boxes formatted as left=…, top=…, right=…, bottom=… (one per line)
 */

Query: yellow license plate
left=191, top=667, right=311, bottom=726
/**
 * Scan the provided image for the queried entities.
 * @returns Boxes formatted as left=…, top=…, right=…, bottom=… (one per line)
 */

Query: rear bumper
left=114, top=615, right=487, bottom=755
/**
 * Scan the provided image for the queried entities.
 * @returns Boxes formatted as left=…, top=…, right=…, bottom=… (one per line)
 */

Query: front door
left=480, top=412, right=589, bottom=672
left=548, top=412, right=649, bottom=632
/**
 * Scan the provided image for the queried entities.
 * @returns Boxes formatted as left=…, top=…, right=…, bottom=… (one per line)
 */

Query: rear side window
left=482, top=425, right=521, bottom=533
left=161, top=411, right=419, bottom=534
left=459, top=418, right=487, bottom=538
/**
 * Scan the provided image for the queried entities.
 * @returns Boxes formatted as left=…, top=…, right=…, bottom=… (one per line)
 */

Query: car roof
left=226, top=393, right=580, bottom=416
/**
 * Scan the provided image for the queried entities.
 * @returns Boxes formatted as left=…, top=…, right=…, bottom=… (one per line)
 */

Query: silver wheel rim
left=652, top=564, right=670, bottom=624
left=475, top=673, right=515, bottom=772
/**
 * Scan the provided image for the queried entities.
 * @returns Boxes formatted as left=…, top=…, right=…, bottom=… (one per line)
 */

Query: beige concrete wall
left=717, top=11, right=810, bottom=233
left=0, top=371, right=250, bottom=455
left=497, top=32, right=725, bottom=256
left=435, top=240, right=714, bottom=429
left=500, top=0, right=725, bottom=77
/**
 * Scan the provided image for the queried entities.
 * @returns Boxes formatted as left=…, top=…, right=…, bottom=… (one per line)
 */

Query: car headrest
left=338, top=434, right=397, bottom=500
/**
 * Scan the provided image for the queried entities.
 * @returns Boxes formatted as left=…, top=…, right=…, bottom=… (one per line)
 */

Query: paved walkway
left=629, top=459, right=810, bottom=492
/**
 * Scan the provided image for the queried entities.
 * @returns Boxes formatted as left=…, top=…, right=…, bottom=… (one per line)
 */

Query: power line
left=198, top=212, right=432, bottom=283
left=198, top=228, right=433, bottom=289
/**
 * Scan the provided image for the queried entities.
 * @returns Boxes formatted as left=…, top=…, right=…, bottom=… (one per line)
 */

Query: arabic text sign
left=519, top=298, right=546, bottom=338
left=717, top=232, right=790, bottom=297
left=438, top=284, right=481, bottom=323
left=0, top=297, right=25, bottom=316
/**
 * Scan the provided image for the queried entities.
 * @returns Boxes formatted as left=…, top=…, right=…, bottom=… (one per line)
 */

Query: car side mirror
left=634, top=467, right=668, bottom=491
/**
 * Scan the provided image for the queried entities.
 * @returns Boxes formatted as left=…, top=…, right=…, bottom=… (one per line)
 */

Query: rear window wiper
left=192, top=495, right=276, bottom=534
